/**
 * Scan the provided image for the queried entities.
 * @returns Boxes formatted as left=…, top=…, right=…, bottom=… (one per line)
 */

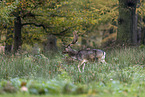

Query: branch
left=22, top=23, right=46, bottom=29
left=22, top=23, right=78, bottom=37
left=47, top=14, right=66, bottom=17
left=22, top=23, right=48, bottom=33
left=52, top=25, right=78, bottom=36
left=22, top=11, right=43, bottom=19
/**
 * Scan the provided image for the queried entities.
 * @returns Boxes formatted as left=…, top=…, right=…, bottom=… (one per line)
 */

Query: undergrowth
left=0, top=47, right=144, bottom=96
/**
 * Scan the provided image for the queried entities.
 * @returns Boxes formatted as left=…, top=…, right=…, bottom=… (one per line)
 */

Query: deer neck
left=68, top=50, right=78, bottom=59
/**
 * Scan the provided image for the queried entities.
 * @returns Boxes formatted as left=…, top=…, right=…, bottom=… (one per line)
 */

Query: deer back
left=76, top=49, right=105, bottom=61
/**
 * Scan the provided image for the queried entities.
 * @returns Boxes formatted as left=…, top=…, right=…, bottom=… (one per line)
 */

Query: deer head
left=62, top=31, right=78, bottom=58
left=63, top=31, right=106, bottom=72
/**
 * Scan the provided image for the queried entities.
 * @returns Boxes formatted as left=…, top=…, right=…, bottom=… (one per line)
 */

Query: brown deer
left=63, top=31, right=106, bottom=72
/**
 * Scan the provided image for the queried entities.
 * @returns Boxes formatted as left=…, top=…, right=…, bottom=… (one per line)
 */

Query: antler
left=70, top=30, right=78, bottom=46
left=65, top=31, right=78, bottom=48
left=63, top=31, right=78, bottom=54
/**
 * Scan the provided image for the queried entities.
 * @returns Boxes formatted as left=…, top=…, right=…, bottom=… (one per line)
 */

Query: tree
left=5, top=27, right=13, bottom=53
left=0, top=1, right=19, bottom=53
left=117, top=0, right=140, bottom=45
left=0, top=0, right=123, bottom=53
left=142, top=16, right=145, bottom=44
left=1, top=0, right=59, bottom=53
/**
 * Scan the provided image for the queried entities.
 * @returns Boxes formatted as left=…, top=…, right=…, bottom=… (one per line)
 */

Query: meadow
left=0, top=46, right=145, bottom=97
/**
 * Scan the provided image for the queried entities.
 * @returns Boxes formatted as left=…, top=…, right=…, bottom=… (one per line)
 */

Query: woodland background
left=0, top=0, right=145, bottom=97
left=0, top=0, right=145, bottom=54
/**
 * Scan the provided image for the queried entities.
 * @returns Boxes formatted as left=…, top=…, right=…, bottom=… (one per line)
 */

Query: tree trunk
left=117, top=0, right=138, bottom=45
left=132, top=9, right=137, bottom=44
left=44, top=35, right=57, bottom=53
left=14, top=16, right=22, bottom=53
left=142, top=27, right=145, bottom=44
left=5, top=27, right=13, bottom=54
left=137, top=14, right=142, bottom=44
left=141, top=16, right=145, bottom=44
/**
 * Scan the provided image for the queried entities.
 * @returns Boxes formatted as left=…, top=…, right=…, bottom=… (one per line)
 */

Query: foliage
left=0, top=0, right=145, bottom=49
left=0, top=0, right=18, bottom=26
left=0, top=0, right=119, bottom=46
left=0, top=0, right=145, bottom=48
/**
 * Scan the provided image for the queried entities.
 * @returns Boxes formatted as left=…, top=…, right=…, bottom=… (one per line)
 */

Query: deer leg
left=98, top=57, right=106, bottom=64
left=98, top=58, right=101, bottom=64
left=78, top=60, right=87, bottom=72
left=82, top=63, right=86, bottom=72
left=101, top=59, right=106, bottom=64
left=101, top=52, right=106, bottom=64
left=100, top=57, right=106, bottom=64
left=78, top=62, right=82, bottom=72
left=78, top=60, right=86, bottom=72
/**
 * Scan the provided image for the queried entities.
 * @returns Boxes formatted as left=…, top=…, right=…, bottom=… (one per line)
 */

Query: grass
left=0, top=47, right=145, bottom=96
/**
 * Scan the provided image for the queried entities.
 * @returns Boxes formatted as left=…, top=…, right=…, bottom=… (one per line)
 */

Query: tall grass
left=0, top=47, right=144, bottom=84
left=0, top=47, right=145, bottom=96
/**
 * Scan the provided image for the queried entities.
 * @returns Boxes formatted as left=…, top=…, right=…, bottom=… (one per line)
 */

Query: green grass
left=0, top=47, right=145, bottom=96
left=0, top=93, right=88, bottom=97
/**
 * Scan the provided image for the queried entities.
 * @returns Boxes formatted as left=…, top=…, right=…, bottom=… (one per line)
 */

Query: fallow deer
left=63, top=31, right=106, bottom=72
